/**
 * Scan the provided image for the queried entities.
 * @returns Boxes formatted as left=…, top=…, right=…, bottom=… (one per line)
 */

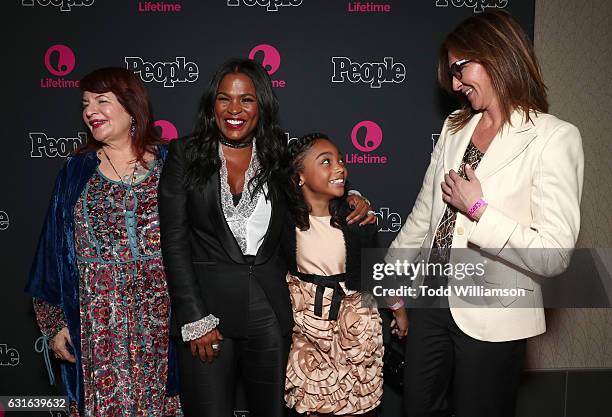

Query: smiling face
left=448, top=51, right=498, bottom=112
left=214, top=73, right=260, bottom=143
left=299, top=138, right=347, bottom=200
left=82, top=91, right=132, bottom=145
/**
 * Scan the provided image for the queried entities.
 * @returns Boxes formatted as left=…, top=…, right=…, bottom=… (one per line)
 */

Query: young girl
left=282, top=133, right=388, bottom=416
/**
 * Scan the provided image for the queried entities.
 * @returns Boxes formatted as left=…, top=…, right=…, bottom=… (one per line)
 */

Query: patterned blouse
left=430, top=141, right=485, bottom=265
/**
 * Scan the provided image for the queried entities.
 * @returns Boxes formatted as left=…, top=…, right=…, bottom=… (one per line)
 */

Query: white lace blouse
left=218, top=141, right=271, bottom=256
left=181, top=140, right=270, bottom=341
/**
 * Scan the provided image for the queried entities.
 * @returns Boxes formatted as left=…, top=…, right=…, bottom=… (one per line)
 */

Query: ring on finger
left=367, top=210, right=376, bottom=216
left=211, top=343, right=220, bottom=351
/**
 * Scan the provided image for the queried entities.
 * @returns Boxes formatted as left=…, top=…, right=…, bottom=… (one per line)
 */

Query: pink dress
left=285, top=215, right=383, bottom=415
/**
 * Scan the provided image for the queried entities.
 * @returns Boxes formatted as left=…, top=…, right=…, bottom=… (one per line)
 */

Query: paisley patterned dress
left=34, top=159, right=182, bottom=417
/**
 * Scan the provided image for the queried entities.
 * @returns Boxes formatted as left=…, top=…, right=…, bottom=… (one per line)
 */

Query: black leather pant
left=177, top=278, right=290, bottom=417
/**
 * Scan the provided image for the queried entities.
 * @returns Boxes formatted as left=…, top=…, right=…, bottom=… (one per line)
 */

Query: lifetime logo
left=41, top=44, right=80, bottom=88
left=0, top=211, right=9, bottom=231
left=248, top=44, right=286, bottom=88
left=22, top=0, right=94, bottom=12
left=352, top=121, right=382, bottom=152
left=45, top=44, right=75, bottom=76
left=227, top=0, right=302, bottom=12
left=331, top=57, right=405, bottom=88
left=434, top=0, right=508, bottom=13
left=155, top=120, right=179, bottom=141
left=30, top=132, right=86, bottom=158
left=0, top=344, right=20, bottom=366
left=345, top=121, right=388, bottom=165
left=138, top=1, right=182, bottom=12
left=125, top=57, right=199, bottom=87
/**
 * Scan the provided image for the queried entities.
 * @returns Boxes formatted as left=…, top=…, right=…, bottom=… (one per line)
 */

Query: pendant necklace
left=101, top=148, right=138, bottom=185
left=101, top=148, right=139, bottom=214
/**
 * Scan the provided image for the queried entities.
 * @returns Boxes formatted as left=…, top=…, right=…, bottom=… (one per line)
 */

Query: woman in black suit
left=158, top=59, right=374, bottom=417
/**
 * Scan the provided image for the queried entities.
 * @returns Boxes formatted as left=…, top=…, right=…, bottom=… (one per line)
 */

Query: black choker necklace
left=219, top=136, right=254, bottom=149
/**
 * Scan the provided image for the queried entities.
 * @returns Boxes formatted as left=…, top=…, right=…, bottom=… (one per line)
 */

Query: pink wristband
left=467, top=198, right=487, bottom=219
left=388, top=299, right=405, bottom=311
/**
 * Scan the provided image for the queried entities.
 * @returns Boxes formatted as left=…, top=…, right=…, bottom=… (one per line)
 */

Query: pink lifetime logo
left=44, top=44, right=76, bottom=76
left=248, top=44, right=281, bottom=75
left=155, top=120, right=178, bottom=141
left=351, top=120, right=383, bottom=152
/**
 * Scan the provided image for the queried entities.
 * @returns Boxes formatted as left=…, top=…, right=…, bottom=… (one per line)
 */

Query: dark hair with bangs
left=78, top=67, right=161, bottom=164
left=285, top=133, right=349, bottom=231
left=184, top=59, right=286, bottom=200
left=437, top=10, right=548, bottom=133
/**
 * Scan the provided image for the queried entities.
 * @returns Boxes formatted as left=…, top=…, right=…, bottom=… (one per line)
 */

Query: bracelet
left=181, top=314, right=220, bottom=342
left=388, top=299, right=405, bottom=311
left=467, top=198, right=487, bottom=220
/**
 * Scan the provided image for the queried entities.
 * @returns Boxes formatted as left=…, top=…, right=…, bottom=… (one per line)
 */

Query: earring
left=129, top=117, right=136, bottom=137
left=298, top=180, right=304, bottom=187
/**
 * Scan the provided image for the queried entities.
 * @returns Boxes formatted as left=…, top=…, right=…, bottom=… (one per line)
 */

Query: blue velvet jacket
left=25, top=145, right=179, bottom=408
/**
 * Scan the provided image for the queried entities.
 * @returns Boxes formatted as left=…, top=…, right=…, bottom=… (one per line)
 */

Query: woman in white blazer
left=387, top=10, right=584, bottom=417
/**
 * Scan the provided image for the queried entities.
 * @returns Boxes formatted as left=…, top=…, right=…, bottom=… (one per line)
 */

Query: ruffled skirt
left=285, top=273, right=384, bottom=415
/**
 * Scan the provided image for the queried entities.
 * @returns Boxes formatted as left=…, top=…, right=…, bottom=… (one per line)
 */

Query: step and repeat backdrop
left=1, top=0, right=534, bottom=415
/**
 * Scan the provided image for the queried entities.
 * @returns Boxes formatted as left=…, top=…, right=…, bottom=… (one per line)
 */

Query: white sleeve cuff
left=181, top=314, right=220, bottom=342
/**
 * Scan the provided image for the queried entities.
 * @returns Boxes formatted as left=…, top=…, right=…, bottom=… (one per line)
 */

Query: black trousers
left=403, top=307, right=526, bottom=417
left=177, top=278, right=290, bottom=417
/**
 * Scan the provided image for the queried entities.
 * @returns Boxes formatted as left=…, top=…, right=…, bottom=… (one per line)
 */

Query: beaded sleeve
left=181, top=314, right=220, bottom=342
left=33, top=297, right=68, bottom=339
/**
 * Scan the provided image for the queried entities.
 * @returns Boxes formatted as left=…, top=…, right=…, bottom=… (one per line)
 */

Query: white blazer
left=387, top=110, right=584, bottom=342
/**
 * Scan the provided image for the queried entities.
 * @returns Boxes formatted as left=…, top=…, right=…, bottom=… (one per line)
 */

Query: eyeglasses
left=448, top=59, right=472, bottom=81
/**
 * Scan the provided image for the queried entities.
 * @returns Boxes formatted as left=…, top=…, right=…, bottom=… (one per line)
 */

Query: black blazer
left=280, top=210, right=379, bottom=292
left=158, top=137, right=292, bottom=339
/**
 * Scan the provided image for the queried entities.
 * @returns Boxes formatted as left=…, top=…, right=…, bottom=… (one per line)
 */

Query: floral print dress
left=34, top=160, right=182, bottom=417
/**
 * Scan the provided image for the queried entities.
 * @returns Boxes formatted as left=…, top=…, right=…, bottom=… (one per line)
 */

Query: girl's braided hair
left=286, top=133, right=349, bottom=231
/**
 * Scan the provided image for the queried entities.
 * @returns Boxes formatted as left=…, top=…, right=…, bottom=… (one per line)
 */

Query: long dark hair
left=78, top=67, right=161, bottom=164
left=184, top=59, right=286, bottom=198
left=286, top=133, right=349, bottom=231
left=437, top=10, right=548, bottom=133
